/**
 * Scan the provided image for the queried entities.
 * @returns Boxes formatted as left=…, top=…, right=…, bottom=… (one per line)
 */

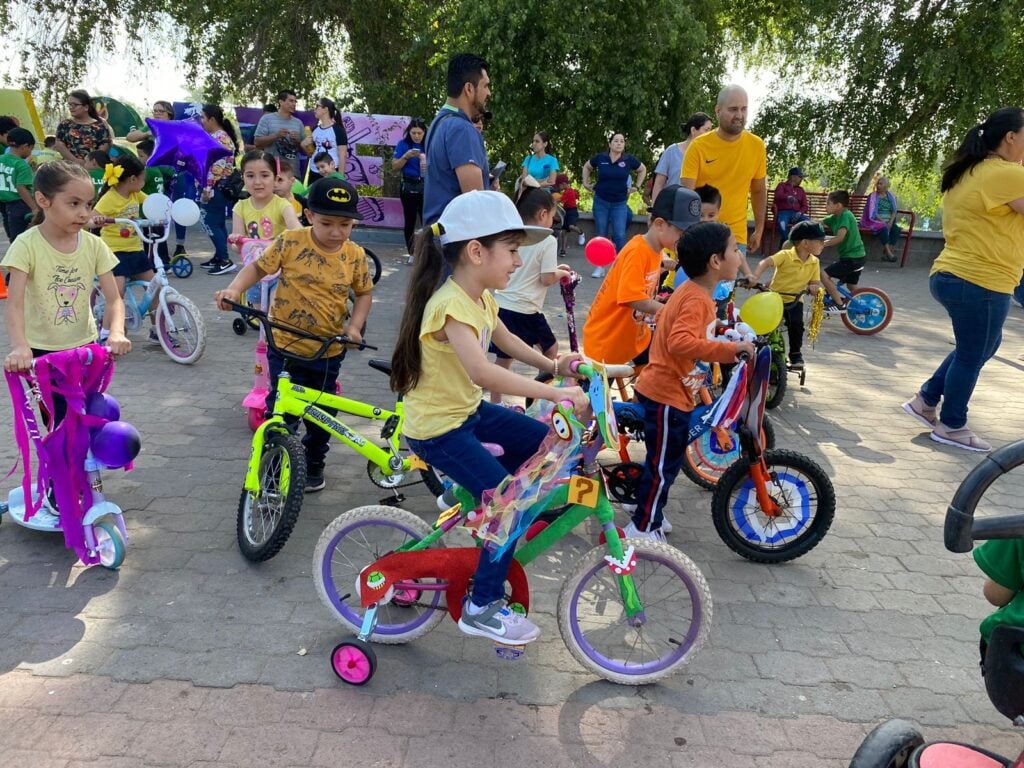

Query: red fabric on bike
left=916, top=743, right=1008, bottom=768
left=358, top=547, right=530, bottom=622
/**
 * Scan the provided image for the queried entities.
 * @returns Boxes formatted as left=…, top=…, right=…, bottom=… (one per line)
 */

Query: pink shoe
left=901, top=393, right=937, bottom=428
left=930, top=422, right=991, bottom=453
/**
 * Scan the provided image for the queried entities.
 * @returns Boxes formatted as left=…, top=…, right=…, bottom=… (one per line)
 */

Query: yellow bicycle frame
left=243, top=373, right=426, bottom=492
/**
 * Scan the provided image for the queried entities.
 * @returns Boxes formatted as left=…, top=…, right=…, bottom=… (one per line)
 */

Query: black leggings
left=782, top=300, right=805, bottom=359
left=400, top=190, right=424, bottom=252
left=31, top=348, right=68, bottom=429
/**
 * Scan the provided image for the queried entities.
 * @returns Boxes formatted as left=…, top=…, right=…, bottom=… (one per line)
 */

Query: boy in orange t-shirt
left=582, top=185, right=702, bottom=365
left=627, top=221, right=754, bottom=539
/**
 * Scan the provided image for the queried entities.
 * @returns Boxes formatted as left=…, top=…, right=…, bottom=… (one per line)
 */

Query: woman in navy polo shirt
left=582, top=132, right=646, bottom=276
left=392, top=117, right=427, bottom=255
left=520, top=131, right=559, bottom=188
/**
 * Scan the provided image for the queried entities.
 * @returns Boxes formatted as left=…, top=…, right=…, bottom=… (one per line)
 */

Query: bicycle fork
left=739, top=426, right=783, bottom=518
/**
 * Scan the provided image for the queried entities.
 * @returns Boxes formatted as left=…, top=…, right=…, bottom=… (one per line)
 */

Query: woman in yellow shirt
left=902, top=107, right=1024, bottom=452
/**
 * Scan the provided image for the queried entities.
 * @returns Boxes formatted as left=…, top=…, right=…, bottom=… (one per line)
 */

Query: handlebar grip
left=736, top=351, right=751, bottom=362
left=602, top=363, right=636, bottom=379
left=568, top=360, right=582, bottom=373
left=559, top=399, right=575, bottom=412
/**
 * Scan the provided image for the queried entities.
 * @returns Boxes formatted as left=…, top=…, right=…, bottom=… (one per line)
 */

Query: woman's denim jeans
left=919, top=272, right=1010, bottom=429
left=591, top=196, right=629, bottom=253
left=406, top=402, right=548, bottom=606
left=200, top=186, right=230, bottom=262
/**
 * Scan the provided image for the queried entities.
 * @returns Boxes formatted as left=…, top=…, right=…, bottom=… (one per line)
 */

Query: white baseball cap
left=438, top=190, right=551, bottom=246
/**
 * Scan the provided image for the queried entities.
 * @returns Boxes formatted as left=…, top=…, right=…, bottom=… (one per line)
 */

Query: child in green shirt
left=0, top=127, right=39, bottom=243
left=313, top=152, right=346, bottom=180
left=975, top=539, right=1024, bottom=664
left=822, top=189, right=867, bottom=286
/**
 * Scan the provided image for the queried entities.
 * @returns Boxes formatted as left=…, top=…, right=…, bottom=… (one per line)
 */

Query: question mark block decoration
left=568, top=475, right=599, bottom=508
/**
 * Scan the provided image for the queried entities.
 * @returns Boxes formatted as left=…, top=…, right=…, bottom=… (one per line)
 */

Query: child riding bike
left=215, top=177, right=373, bottom=493
left=747, top=220, right=846, bottom=368
left=390, top=190, right=588, bottom=645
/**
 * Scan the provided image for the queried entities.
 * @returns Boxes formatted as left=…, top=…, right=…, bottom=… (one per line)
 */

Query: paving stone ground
left=1, top=228, right=1023, bottom=766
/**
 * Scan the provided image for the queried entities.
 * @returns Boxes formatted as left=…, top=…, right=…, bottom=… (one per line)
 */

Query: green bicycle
left=314, top=361, right=713, bottom=686
left=227, top=302, right=445, bottom=562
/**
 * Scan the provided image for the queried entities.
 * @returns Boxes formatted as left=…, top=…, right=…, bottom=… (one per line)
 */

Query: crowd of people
left=1, top=54, right=1023, bottom=647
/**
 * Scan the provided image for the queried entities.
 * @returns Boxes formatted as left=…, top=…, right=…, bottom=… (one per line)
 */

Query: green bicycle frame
left=243, top=374, right=418, bottom=493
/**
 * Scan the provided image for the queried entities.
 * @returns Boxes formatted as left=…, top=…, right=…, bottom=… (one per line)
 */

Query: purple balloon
left=85, top=392, right=121, bottom=422
left=146, top=118, right=232, bottom=183
left=90, top=421, right=142, bottom=469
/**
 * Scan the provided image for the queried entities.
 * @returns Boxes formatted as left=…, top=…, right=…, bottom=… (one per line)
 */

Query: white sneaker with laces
left=621, top=503, right=671, bottom=533
left=458, top=599, right=541, bottom=643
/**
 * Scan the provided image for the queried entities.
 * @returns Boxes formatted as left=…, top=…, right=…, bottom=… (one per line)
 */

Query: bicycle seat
left=368, top=358, right=392, bottom=376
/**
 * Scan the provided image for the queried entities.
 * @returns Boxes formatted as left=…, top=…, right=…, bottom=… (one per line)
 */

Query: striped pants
left=633, top=393, right=693, bottom=532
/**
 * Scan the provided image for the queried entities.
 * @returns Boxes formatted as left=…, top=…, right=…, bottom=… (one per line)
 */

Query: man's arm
left=253, top=117, right=276, bottom=149
left=455, top=164, right=485, bottom=194
left=748, top=177, right=767, bottom=253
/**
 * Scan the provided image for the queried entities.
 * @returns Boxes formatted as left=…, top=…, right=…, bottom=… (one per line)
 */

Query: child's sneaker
left=305, top=472, right=326, bottom=492
left=200, top=258, right=219, bottom=269
left=458, top=599, right=541, bottom=643
left=901, top=392, right=937, bottom=428
left=623, top=520, right=666, bottom=543
left=578, top=233, right=586, bottom=246
left=930, top=422, right=991, bottom=453
left=789, top=353, right=804, bottom=368
left=591, top=266, right=606, bottom=279
left=210, top=260, right=236, bottom=276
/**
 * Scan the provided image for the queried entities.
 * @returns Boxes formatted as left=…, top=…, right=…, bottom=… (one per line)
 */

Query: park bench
left=763, top=191, right=917, bottom=267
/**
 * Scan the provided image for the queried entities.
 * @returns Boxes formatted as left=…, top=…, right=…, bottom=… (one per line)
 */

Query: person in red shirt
left=552, top=173, right=583, bottom=256
left=773, top=166, right=810, bottom=242
left=626, top=221, right=754, bottom=539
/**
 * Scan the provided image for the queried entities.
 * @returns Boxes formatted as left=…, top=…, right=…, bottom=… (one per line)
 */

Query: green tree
left=731, top=0, right=1024, bottom=192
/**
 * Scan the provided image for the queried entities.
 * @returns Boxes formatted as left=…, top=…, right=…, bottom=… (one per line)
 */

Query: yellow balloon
left=740, top=292, right=784, bottom=335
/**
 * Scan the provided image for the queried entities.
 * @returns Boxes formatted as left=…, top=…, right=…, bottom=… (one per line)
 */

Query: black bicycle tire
left=236, top=429, right=306, bottom=562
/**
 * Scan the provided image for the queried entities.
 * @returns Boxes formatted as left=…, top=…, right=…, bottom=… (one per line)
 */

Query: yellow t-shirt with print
left=681, top=130, right=767, bottom=245
left=769, top=247, right=820, bottom=299
left=403, top=279, right=498, bottom=441
left=0, top=228, right=119, bottom=351
left=931, top=159, right=1024, bottom=293
left=234, top=195, right=292, bottom=240
left=95, top=189, right=148, bottom=252
left=255, top=228, right=373, bottom=358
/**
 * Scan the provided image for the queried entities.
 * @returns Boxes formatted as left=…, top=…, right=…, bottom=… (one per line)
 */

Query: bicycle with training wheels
left=849, top=439, right=1024, bottom=767
left=0, top=344, right=139, bottom=570
left=315, top=360, right=713, bottom=686
left=225, top=301, right=447, bottom=562
left=91, top=199, right=206, bottom=364
left=815, top=268, right=893, bottom=336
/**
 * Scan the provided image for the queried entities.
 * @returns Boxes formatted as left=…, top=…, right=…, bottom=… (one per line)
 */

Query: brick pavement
left=1, top=229, right=1023, bottom=766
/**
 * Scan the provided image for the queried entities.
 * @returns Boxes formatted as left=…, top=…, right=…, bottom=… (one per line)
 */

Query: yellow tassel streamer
left=807, top=288, right=825, bottom=346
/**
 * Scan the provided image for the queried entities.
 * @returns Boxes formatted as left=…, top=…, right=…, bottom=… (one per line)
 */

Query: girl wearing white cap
left=391, top=190, right=589, bottom=644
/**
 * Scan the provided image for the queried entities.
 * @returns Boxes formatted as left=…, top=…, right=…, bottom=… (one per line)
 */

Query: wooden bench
left=762, top=191, right=917, bottom=267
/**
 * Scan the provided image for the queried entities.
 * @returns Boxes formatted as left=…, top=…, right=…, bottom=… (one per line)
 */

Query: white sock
left=99, top=329, right=110, bottom=342
left=466, top=600, right=488, bottom=616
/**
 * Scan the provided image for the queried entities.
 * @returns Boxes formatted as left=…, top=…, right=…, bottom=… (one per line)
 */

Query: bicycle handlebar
left=223, top=300, right=377, bottom=362
left=945, top=440, right=1024, bottom=553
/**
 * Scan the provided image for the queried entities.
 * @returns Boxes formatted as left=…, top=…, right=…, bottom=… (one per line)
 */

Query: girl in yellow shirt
left=94, top=154, right=151, bottom=292
left=391, top=190, right=587, bottom=645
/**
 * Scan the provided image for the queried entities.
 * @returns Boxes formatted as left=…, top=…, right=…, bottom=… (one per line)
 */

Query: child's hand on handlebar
left=342, top=325, right=363, bottom=348
left=557, top=352, right=585, bottom=379
left=107, top=334, right=132, bottom=357
left=734, top=341, right=756, bottom=361
left=554, top=385, right=590, bottom=415
left=3, top=345, right=33, bottom=372
left=214, top=288, right=241, bottom=311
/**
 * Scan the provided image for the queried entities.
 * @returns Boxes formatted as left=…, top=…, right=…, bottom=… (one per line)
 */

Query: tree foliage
left=729, top=0, right=1024, bottom=191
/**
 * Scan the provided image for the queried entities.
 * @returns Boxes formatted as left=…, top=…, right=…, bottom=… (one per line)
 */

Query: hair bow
left=102, top=163, right=124, bottom=185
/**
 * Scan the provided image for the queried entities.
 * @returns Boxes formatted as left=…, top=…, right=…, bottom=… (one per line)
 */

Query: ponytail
left=941, top=107, right=1024, bottom=192
left=98, top=153, right=145, bottom=198
left=391, top=225, right=450, bottom=395
left=202, top=104, right=240, bottom=154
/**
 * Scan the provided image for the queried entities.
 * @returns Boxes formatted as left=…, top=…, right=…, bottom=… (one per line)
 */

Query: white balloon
left=170, top=198, right=201, bottom=227
left=142, top=193, right=172, bottom=221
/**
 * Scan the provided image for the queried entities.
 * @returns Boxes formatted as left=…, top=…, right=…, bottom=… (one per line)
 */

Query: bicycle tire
left=237, top=429, right=306, bottom=562
left=842, top=286, right=894, bottom=336
left=558, top=540, right=712, bottom=685
left=710, top=448, right=835, bottom=563
left=313, top=506, right=447, bottom=644
left=681, top=416, right=776, bottom=491
left=766, top=350, right=787, bottom=409
left=848, top=719, right=924, bottom=768
left=364, top=247, right=382, bottom=285
left=157, top=295, right=206, bottom=364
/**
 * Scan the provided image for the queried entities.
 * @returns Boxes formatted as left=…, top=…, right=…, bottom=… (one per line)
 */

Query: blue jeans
left=633, top=393, right=693, bottom=531
left=266, top=349, right=344, bottom=474
left=200, top=186, right=230, bottom=262
left=406, top=401, right=549, bottom=606
left=592, top=196, right=630, bottom=253
left=919, top=272, right=1010, bottom=429
left=776, top=210, right=809, bottom=242
left=877, top=223, right=901, bottom=247
left=1014, top=273, right=1024, bottom=306
left=172, top=172, right=197, bottom=244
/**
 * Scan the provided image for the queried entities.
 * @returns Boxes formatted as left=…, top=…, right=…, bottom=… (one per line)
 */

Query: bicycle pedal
left=381, top=493, right=406, bottom=506
left=494, top=642, right=527, bottom=661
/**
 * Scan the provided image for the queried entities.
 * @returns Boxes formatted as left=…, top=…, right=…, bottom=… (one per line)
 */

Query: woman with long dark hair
left=54, top=90, right=113, bottom=164
left=519, top=130, right=559, bottom=188
left=301, top=97, right=348, bottom=183
left=198, top=104, right=241, bottom=272
left=902, top=107, right=1024, bottom=451
left=391, top=118, right=427, bottom=254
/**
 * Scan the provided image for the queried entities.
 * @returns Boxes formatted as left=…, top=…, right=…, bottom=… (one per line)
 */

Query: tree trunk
left=854, top=96, right=944, bottom=193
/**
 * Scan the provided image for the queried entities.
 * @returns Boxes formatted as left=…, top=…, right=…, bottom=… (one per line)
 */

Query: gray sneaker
left=458, top=599, right=541, bottom=643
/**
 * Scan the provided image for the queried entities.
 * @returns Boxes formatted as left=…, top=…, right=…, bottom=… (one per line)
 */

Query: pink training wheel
left=331, top=640, right=376, bottom=686
left=247, top=407, right=266, bottom=432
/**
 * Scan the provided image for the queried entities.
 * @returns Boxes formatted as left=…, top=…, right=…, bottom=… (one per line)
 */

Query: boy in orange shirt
left=582, top=185, right=702, bottom=365
left=626, top=221, right=754, bottom=539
